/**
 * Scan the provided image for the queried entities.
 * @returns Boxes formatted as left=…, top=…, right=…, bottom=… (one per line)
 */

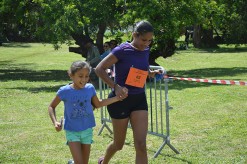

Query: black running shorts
left=107, top=92, right=148, bottom=119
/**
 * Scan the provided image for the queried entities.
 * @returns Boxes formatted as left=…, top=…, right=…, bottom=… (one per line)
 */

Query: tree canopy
left=1, top=0, right=246, bottom=61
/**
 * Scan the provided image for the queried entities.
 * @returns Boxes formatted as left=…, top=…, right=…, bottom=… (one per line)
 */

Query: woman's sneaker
left=98, top=157, right=104, bottom=164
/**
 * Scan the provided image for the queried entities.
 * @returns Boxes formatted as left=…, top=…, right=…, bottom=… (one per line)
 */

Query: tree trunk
left=193, top=24, right=218, bottom=48
left=201, top=28, right=218, bottom=48
left=149, top=39, right=176, bottom=66
left=193, top=24, right=202, bottom=48
left=96, top=23, right=107, bottom=53
left=69, top=32, right=88, bottom=58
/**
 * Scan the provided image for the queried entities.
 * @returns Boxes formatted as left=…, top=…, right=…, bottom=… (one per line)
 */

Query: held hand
left=122, top=87, right=128, bottom=95
left=115, top=85, right=128, bottom=100
left=149, top=69, right=163, bottom=78
left=54, top=121, right=62, bottom=132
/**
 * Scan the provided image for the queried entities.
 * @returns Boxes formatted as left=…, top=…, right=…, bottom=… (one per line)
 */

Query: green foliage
left=0, top=0, right=41, bottom=41
left=1, top=0, right=246, bottom=47
left=218, top=0, right=247, bottom=44
left=35, top=0, right=124, bottom=44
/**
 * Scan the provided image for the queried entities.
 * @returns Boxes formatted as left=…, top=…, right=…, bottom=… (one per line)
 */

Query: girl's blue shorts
left=65, top=128, right=93, bottom=144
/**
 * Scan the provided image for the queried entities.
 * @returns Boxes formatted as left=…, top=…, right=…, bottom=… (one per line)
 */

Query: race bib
left=125, top=67, right=148, bottom=88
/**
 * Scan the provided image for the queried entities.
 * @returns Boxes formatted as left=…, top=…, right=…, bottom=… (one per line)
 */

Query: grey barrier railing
left=97, top=65, right=179, bottom=158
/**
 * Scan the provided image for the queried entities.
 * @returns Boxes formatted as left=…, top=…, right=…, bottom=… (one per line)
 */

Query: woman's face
left=133, top=32, right=153, bottom=51
left=103, top=43, right=110, bottom=51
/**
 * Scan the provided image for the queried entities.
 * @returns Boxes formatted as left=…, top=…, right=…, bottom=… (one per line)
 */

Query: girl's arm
left=48, top=95, right=62, bottom=132
left=91, top=94, right=123, bottom=109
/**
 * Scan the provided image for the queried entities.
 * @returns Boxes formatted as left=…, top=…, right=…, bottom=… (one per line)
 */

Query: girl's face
left=132, top=32, right=153, bottom=51
left=70, top=68, right=90, bottom=89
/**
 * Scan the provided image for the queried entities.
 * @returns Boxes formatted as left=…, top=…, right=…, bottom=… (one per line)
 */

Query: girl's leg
left=130, top=110, right=148, bottom=164
left=102, top=118, right=129, bottom=164
left=68, top=142, right=83, bottom=163
left=81, top=144, right=91, bottom=164
left=68, top=142, right=91, bottom=164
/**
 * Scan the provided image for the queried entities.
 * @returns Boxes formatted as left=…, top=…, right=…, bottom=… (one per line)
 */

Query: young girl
left=48, top=60, right=126, bottom=164
left=95, top=20, right=159, bottom=164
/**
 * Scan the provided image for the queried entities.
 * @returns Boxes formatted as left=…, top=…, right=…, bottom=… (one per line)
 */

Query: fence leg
left=167, top=139, right=180, bottom=154
left=153, top=136, right=180, bottom=158
left=164, top=78, right=179, bottom=154
left=153, top=77, right=179, bottom=158
left=98, top=121, right=113, bottom=136
left=98, top=78, right=113, bottom=136
left=153, top=139, right=168, bottom=158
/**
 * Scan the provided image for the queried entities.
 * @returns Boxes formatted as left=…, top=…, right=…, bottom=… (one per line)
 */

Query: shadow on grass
left=176, top=45, right=247, bottom=54
left=1, top=59, right=246, bottom=93
left=0, top=61, right=68, bottom=82
left=204, top=47, right=247, bottom=53
left=145, top=66, right=247, bottom=90
left=0, top=68, right=68, bottom=82
left=167, top=67, right=247, bottom=89
left=168, top=67, right=247, bottom=79
left=161, top=154, right=192, bottom=164
left=9, top=85, right=64, bottom=93
left=97, top=122, right=192, bottom=163
left=122, top=139, right=192, bottom=163
left=1, top=42, right=32, bottom=48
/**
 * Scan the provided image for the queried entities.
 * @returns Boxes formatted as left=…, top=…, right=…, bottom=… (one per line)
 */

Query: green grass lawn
left=0, top=43, right=246, bottom=164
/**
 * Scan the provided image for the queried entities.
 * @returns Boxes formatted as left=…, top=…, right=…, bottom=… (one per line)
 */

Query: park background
left=0, top=0, right=247, bottom=163
left=0, top=43, right=246, bottom=164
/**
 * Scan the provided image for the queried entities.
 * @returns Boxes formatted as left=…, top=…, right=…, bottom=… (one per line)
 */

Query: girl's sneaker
left=68, top=159, right=74, bottom=164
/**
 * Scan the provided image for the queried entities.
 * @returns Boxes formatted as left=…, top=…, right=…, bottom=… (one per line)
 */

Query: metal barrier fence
left=97, top=66, right=179, bottom=158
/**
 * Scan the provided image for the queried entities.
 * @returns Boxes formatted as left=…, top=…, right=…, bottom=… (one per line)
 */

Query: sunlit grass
left=0, top=43, right=246, bottom=163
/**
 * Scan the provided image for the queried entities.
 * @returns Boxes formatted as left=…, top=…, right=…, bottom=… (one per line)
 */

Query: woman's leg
left=102, top=118, right=129, bottom=164
left=130, top=110, right=148, bottom=164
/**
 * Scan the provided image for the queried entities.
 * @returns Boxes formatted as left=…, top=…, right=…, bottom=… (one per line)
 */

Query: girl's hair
left=134, top=20, right=153, bottom=35
left=68, top=60, right=91, bottom=75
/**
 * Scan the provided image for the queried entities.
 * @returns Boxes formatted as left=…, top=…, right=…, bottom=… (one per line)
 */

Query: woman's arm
left=95, top=53, right=117, bottom=89
left=48, top=95, right=62, bottom=132
left=95, top=54, right=128, bottom=99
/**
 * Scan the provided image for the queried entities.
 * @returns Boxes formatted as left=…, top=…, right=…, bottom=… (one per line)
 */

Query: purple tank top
left=111, top=42, right=150, bottom=94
